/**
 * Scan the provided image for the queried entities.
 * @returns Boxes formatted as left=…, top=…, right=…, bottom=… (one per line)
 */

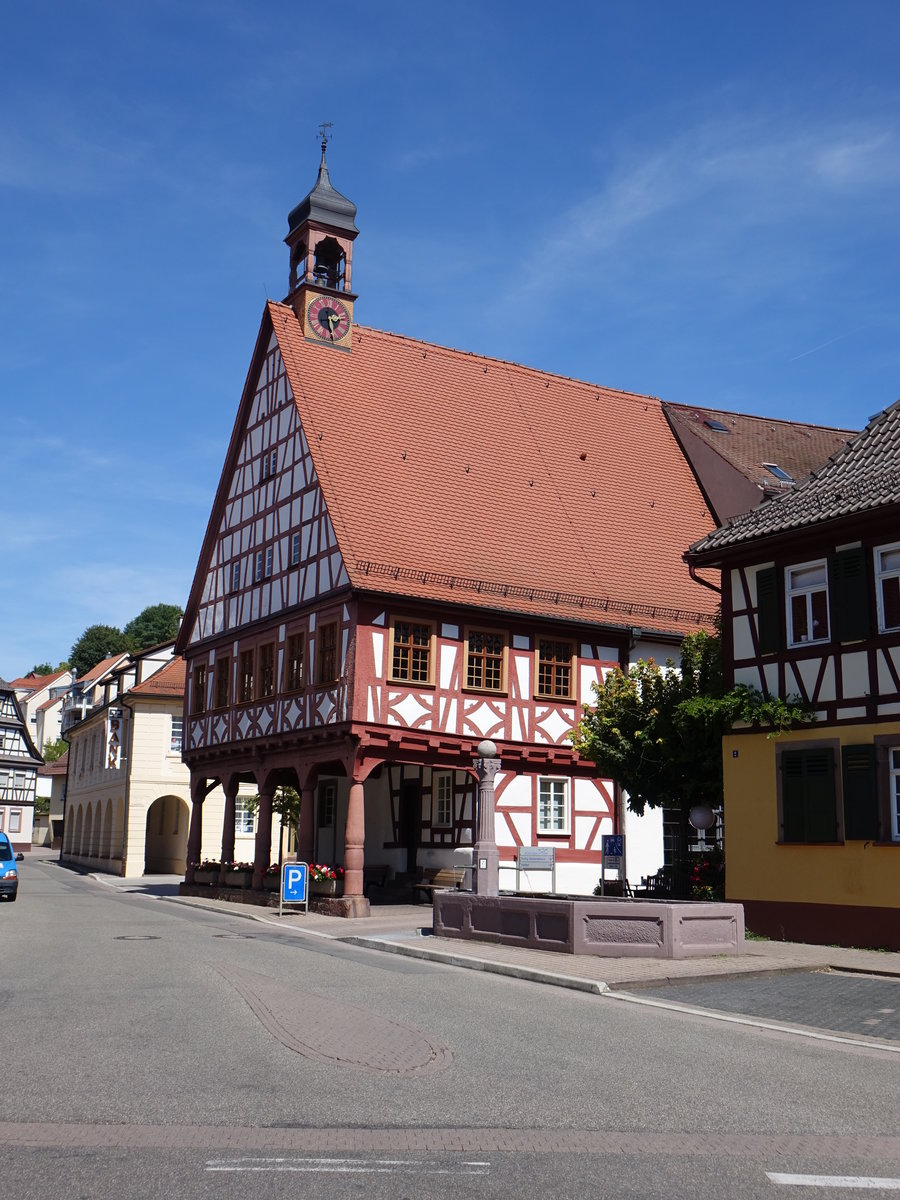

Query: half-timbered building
left=0, top=678, right=42, bottom=852
left=176, top=140, right=728, bottom=911
left=686, top=398, right=900, bottom=949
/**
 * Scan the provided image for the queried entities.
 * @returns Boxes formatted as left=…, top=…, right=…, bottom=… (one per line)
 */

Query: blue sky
left=2, top=0, right=899, bottom=678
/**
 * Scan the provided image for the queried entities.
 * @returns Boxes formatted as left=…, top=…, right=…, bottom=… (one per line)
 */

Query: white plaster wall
left=623, top=802, right=664, bottom=885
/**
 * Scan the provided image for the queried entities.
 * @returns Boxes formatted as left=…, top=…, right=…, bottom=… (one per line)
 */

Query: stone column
left=218, top=777, right=238, bottom=884
left=474, top=740, right=501, bottom=896
left=185, top=776, right=205, bottom=884
left=252, top=786, right=274, bottom=889
left=296, top=781, right=315, bottom=865
left=344, top=780, right=365, bottom=897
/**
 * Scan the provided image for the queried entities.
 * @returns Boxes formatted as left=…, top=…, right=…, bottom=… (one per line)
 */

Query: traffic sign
left=280, top=861, right=309, bottom=914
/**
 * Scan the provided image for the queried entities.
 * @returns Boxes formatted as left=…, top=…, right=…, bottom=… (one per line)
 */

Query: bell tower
left=285, top=125, right=359, bottom=351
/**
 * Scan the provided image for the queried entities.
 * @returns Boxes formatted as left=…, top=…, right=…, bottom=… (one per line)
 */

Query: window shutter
left=781, top=752, right=806, bottom=841
left=841, top=744, right=877, bottom=840
left=757, top=567, right=780, bottom=654
left=781, top=747, right=837, bottom=842
left=829, top=548, right=871, bottom=643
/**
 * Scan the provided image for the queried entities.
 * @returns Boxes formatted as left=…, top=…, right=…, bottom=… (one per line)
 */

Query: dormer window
left=312, top=237, right=346, bottom=291
left=764, top=463, right=794, bottom=483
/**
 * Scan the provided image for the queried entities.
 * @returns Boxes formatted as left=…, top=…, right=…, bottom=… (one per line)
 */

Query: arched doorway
left=144, top=795, right=189, bottom=874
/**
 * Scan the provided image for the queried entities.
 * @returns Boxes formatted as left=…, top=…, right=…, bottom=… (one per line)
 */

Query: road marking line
left=768, top=1173, right=900, bottom=1189
left=205, top=1156, right=489, bottom=1175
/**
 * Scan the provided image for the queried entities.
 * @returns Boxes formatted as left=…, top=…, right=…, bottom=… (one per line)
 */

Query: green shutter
left=757, top=566, right=780, bottom=655
left=841, top=744, right=877, bottom=840
left=781, top=747, right=837, bottom=842
left=781, top=752, right=806, bottom=842
left=829, top=548, right=871, bottom=643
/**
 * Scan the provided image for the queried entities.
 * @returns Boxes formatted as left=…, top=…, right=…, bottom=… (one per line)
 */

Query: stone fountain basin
left=433, top=891, right=744, bottom=959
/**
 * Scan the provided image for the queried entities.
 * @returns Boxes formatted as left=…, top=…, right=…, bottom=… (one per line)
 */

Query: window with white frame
left=537, top=777, right=569, bottom=834
left=433, top=772, right=453, bottom=827
left=170, top=717, right=183, bottom=754
left=255, top=551, right=264, bottom=582
left=264, top=546, right=273, bottom=578
left=9, top=810, right=21, bottom=833
left=891, top=747, right=900, bottom=842
left=786, top=560, right=830, bottom=646
left=234, top=794, right=255, bottom=835
left=231, top=561, right=241, bottom=592
left=291, top=532, right=301, bottom=566
left=875, top=544, right=900, bottom=633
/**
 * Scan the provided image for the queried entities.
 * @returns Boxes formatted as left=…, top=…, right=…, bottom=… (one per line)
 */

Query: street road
left=2, top=855, right=898, bottom=1199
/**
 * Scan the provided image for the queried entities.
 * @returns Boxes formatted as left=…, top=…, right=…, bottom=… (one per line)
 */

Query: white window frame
left=254, top=551, right=264, bottom=583
left=537, top=777, right=570, bottom=835
left=875, top=542, right=900, bottom=633
left=433, top=772, right=453, bottom=828
left=264, top=546, right=274, bottom=578
left=890, top=747, right=900, bottom=842
left=291, top=532, right=301, bottom=566
left=231, top=561, right=241, bottom=592
left=169, top=717, right=183, bottom=755
left=786, top=559, right=830, bottom=647
left=234, top=794, right=256, bottom=836
left=9, top=809, right=21, bottom=834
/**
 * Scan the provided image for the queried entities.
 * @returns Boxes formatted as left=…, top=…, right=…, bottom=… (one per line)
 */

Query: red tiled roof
left=128, top=656, right=186, bottom=698
left=38, top=751, right=68, bottom=775
left=269, top=305, right=718, bottom=633
left=36, top=692, right=64, bottom=713
left=663, top=401, right=854, bottom=494
left=7, top=669, right=68, bottom=693
left=80, top=654, right=129, bottom=683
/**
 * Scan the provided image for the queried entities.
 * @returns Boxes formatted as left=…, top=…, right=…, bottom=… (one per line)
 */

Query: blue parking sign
left=280, top=862, right=309, bottom=913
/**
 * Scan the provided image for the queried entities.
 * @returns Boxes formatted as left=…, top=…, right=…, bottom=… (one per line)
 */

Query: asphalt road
left=2, top=855, right=899, bottom=1199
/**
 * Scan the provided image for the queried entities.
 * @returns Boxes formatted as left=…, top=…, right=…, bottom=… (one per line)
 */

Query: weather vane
left=317, top=121, right=333, bottom=150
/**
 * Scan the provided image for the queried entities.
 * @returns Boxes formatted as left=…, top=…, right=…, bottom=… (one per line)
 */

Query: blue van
left=0, top=833, right=19, bottom=901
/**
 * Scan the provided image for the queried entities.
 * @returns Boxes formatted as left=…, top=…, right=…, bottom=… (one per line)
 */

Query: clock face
left=307, top=295, right=351, bottom=343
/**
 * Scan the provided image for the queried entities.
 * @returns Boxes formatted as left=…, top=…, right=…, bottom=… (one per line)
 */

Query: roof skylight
left=763, top=462, right=794, bottom=483
left=703, top=419, right=729, bottom=432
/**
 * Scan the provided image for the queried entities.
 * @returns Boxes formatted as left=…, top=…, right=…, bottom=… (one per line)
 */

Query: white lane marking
left=205, top=1156, right=489, bottom=1175
left=768, top=1173, right=900, bottom=1189
left=607, top=992, right=900, bottom=1054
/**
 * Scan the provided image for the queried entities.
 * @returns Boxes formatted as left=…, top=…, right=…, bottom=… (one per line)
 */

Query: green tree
left=31, top=663, right=53, bottom=676
left=42, top=738, right=67, bottom=763
left=245, top=786, right=302, bottom=862
left=69, top=625, right=131, bottom=678
left=123, top=603, right=184, bottom=652
left=572, top=631, right=814, bottom=818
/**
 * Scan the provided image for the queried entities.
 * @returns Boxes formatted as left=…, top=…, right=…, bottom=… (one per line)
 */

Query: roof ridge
left=267, top=302, right=663, bottom=406
left=662, top=399, right=857, bottom=436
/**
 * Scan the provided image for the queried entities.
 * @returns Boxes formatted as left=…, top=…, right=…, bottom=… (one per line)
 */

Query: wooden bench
left=414, top=867, right=467, bottom=903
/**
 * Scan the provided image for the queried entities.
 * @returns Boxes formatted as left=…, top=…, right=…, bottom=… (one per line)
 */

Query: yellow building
left=687, top=400, right=900, bottom=950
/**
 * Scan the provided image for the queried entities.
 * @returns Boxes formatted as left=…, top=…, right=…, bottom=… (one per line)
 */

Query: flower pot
left=263, top=875, right=280, bottom=891
left=225, top=869, right=253, bottom=888
left=192, top=869, right=218, bottom=886
left=310, top=878, right=343, bottom=897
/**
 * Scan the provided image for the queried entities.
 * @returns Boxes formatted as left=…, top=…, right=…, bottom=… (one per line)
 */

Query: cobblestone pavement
left=615, top=971, right=900, bottom=1042
left=215, top=962, right=451, bottom=1074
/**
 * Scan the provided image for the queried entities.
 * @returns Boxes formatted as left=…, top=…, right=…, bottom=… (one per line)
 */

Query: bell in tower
left=285, top=125, right=359, bottom=350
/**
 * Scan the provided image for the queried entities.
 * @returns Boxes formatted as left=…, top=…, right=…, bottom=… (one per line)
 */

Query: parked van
left=0, top=833, right=19, bottom=901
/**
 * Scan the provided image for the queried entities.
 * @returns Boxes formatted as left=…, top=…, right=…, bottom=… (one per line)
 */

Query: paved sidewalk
left=154, top=887, right=900, bottom=994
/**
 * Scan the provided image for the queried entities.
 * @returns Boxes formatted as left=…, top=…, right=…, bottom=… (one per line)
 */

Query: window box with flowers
left=192, top=860, right=220, bottom=885
left=309, top=864, right=344, bottom=896
left=224, top=861, right=254, bottom=888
